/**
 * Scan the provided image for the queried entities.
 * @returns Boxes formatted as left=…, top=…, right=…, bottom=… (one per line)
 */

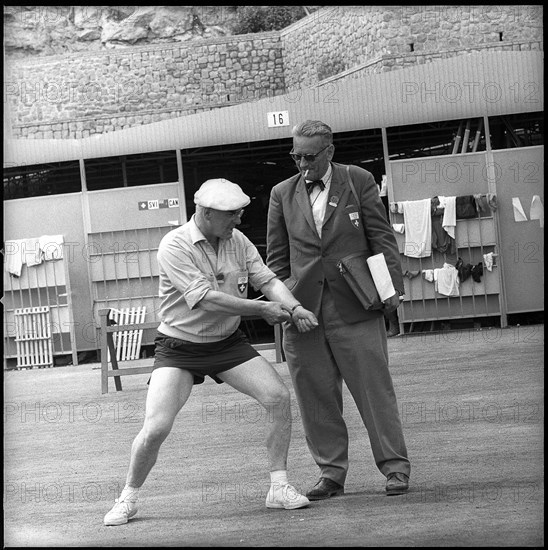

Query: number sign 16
left=267, top=111, right=289, bottom=128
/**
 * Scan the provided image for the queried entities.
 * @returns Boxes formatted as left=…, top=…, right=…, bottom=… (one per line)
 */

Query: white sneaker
left=104, top=498, right=138, bottom=526
left=265, top=483, right=310, bottom=510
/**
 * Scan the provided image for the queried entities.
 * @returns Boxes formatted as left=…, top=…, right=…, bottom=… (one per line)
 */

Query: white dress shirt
left=306, top=164, right=333, bottom=237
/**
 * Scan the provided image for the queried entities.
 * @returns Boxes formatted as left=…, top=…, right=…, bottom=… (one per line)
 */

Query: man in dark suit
left=266, top=119, right=410, bottom=499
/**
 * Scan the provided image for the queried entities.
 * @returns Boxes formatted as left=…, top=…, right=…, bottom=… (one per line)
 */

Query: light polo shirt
left=157, top=215, right=277, bottom=343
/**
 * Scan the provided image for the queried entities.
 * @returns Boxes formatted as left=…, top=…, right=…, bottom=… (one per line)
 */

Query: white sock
left=270, top=470, right=289, bottom=490
left=119, top=484, right=140, bottom=502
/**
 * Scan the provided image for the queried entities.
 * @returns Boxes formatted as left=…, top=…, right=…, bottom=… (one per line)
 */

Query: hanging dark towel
left=431, top=196, right=444, bottom=216
left=473, top=193, right=498, bottom=215
left=432, top=215, right=456, bottom=254
left=456, top=195, right=478, bottom=219
left=471, top=262, right=484, bottom=282
left=474, top=194, right=490, bottom=214
left=455, top=257, right=473, bottom=282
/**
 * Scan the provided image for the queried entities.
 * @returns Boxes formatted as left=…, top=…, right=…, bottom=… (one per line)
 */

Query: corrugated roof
left=4, top=50, right=543, bottom=167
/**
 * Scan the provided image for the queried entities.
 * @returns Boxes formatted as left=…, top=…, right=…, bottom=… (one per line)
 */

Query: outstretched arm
left=197, top=289, right=291, bottom=326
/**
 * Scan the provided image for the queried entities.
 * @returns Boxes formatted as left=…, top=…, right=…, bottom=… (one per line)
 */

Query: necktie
left=306, top=179, right=325, bottom=194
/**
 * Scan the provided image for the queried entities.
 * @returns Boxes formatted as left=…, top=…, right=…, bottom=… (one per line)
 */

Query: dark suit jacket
left=267, top=162, right=404, bottom=324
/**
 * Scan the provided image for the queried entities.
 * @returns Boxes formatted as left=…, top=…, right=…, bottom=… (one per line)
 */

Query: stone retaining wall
left=5, top=33, right=285, bottom=139
left=281, top=5, right=543, bottom=88
left=4, top=5, right=543, bottom=139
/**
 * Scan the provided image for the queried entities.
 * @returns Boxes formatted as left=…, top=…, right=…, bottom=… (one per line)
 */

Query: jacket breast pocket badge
left=349, top=212, right=360, bottom=229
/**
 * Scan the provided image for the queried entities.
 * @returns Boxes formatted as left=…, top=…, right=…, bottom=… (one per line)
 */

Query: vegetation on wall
left=232, top=5, right=308, bottom=34
left=317, top=58, right=347, bottom=81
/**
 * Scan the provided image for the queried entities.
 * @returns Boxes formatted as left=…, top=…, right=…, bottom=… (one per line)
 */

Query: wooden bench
left=99, top=308, right=284, bottom=394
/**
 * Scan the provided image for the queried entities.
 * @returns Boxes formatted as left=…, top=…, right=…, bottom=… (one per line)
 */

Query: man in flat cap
left=104, top=178, right=319, bottom=526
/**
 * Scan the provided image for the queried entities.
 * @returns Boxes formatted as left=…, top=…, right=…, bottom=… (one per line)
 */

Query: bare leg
left=218, top=356, right=291, bottom=471
left=126, top=367, right=194, bottom=487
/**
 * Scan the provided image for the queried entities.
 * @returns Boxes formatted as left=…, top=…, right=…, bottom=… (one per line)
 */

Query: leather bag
left=336, top=166, right=383, bottom=311
left=337, top=251, right=383, bottom=311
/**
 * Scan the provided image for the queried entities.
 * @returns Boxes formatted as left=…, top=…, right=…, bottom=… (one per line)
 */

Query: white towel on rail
left=439, top=196, right=456, bottom=239
left=434, top=263, right=460, bottom=297
left=39, top=234, right=65, bottom=260
left=23, top=238, right=43, bottom=267
left=5, top=239, right=24, bottom=277
left=529, top=195, right=544, bottom=228
left=401, top=199, right=432, bottom=258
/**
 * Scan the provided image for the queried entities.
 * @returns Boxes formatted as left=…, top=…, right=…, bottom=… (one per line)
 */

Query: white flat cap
left=194, top=178, right=251, bottom=211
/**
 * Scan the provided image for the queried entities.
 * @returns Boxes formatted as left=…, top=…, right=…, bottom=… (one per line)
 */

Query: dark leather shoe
left=306, top=477, right=344, bottom=500
left=386, top=472, right=409, bottom=495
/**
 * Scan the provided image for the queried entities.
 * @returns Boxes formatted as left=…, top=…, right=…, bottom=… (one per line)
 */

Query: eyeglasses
left=227, top=208, right=244, bottom=219
left=289, top=144, right=330, bottom=163
left=213, top=208, right=245, bottom=219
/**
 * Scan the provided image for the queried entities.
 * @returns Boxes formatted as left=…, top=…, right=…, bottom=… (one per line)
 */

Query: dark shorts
left=150, top=329, right=260, bottom=385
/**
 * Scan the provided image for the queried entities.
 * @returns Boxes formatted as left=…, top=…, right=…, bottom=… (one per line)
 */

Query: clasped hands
left=260, top=302, right=318, bottom=333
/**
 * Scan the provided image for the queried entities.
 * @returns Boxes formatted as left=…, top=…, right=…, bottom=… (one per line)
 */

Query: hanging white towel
left=379, top=175, right=388, bottom=197
left=23, top=237, right=43, bottom=267
left=439, top=196, right=456, bottom=239
left=39, top=234, right=65, bottom=260
left=512, top=197, right=528, bottom=222
left=5, top=239, right=24, bottom=277
left=529, top=195, right=544, bottom=228
left=483, top=252, right=494, bottom=272
left=434, top=263, right=460, bottom=297
left=401, top=199, right=432, bottom=258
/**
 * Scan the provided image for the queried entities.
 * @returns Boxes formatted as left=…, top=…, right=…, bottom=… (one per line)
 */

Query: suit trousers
left=283, top=285, right=410, bottom=485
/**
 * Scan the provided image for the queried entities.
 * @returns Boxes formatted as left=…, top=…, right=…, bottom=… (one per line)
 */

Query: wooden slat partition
left=14, top=306, right=53, bottom=368
left=108, top=307, right=147, bottom=361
